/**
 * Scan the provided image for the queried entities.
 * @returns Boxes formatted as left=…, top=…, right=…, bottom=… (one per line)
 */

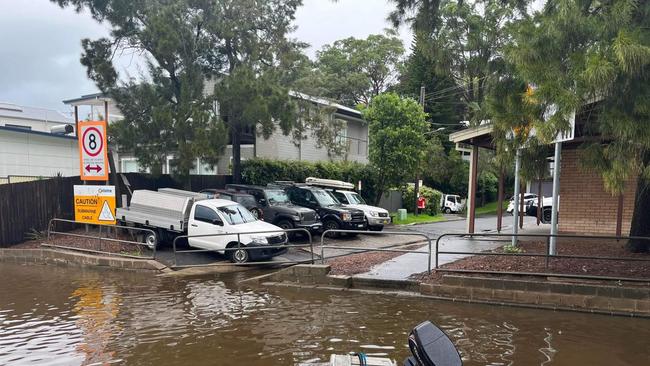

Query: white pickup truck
left=115, top=189, right=287, bottom=263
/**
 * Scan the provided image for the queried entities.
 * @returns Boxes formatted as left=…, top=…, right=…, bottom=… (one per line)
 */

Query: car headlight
left=369, top=211, right=379, bottom=217
left=315, top=213, right=320, bottom=220
left=341, top=212, right=352, bottom=221
left=292, top=214, right=301, bottom=221
left=250, top=236, right=268, bottom=245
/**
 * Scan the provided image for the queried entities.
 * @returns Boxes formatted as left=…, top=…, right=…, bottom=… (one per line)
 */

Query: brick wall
left=559, top=148, right=636, bottom=235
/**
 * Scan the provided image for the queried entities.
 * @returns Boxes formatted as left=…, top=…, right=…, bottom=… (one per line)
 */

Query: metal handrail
left=46, top=218, right=158, bottom=260
left=434, top=232, right=650, bottom=280
left=171, top=228, right=313, bottom=268
left=320, top=229, right=434, bottom=274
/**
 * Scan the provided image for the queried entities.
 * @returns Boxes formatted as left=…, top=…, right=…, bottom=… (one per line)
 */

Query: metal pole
left=468, top=144, right=479, bottom=233
left=497, top=169, right=504, bottom=233
left=512, top=149, right=521, bottom=247
left=549, top=142, right=561, bottom=255
left=427, top=237, right=432, bottom=274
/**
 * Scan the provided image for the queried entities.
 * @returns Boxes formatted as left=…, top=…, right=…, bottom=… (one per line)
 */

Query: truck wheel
left=324, top=220, right=340, bottom=238
left=144, top=232, right=157, bottom=250
left=443, top=207, right=451, bottom=214
left=250, top=208, right=263, bottom=220
left=228, top=243, right=250, bottom=263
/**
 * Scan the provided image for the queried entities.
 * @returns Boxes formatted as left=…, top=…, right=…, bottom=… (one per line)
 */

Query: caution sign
left=78, top=120, right=109, bottom=181
left=74, top=185, right=116, bottom=225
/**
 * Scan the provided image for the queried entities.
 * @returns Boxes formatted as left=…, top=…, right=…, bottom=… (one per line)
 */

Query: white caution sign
left=78, top=120, right=109, bottom=181
left=98, top=200, right=115, bottom=222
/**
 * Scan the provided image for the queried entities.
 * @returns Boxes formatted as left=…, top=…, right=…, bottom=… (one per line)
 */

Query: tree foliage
left=53, top=0, right=304, bottom=182
left=361, top=93, right=429, bottom=204
left=490, top=0, right=650, bottom=250
left=305, top=32, right=405, bottom=106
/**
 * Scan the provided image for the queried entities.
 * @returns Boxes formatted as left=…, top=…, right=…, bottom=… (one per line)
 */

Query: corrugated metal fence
left=0, top=173, right=232, bottom=247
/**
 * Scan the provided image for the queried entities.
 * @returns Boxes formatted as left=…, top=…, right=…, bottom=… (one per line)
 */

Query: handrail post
left=435, top=235, right=441, bottom=269
left=320, top=231, right=326, bottom=264
left=98, top=224, right=102, bottom=252
left=308, top=229, right=315, bottom=264
left=545, top=235, right=550, bottom=269
left=152, top=230, right=157, bottom=259
left=427, top=235, right=432, bottom=274
left=172, top=236, right=178, bottom=267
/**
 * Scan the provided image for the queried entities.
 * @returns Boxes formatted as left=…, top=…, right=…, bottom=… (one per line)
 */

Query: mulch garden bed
left=415, top=237, right=650, bottom=284
left=327, top=244, right=425, bottom=276
left=12, top=228, right=150, bottom=256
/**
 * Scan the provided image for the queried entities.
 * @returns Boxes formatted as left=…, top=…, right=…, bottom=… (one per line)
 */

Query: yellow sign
left=74, top=185, right=116, bottom=225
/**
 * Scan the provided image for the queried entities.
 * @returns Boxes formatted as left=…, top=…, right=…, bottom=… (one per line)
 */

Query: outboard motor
left=403, top=321, right=462, bottom=366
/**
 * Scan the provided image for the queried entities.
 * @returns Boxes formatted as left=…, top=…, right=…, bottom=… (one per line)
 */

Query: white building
left=0, top=102, right=76, bottom=183
left=63, top=92, right=368, bottom=175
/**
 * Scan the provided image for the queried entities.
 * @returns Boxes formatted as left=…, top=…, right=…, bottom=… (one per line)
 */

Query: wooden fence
left=0, top=173, right=232, bottom=247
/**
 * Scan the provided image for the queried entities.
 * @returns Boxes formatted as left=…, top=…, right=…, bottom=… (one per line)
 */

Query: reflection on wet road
left=0, top=263, right=648, bottom=365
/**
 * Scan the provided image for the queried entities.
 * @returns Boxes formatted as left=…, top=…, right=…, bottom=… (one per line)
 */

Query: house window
left=121, top=158, right=139, bottom=173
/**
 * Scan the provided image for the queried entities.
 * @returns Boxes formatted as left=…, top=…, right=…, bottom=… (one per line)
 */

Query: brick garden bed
left=416, top=238, right=650, bottom=283
left=12, top=228, right=150, bottom=256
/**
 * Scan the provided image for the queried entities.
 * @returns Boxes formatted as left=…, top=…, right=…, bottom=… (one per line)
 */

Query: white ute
left=305, top=177, right=390, bottom=231
left=115, top=189, right=287, bottom=263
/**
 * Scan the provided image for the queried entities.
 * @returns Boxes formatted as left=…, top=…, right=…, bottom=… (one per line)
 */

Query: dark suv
left=225, top=184, right=322, bottom=234
left=199, top=189, right=263, bottom=219
left=279, top=184, right=366, bottom=236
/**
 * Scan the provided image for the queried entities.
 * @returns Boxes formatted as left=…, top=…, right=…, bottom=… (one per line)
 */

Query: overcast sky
left=0, top=0, right=411, bottom=112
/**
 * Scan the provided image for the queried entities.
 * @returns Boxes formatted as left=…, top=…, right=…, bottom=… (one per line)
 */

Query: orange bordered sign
left=73, top=185, right=116, bottom=225
left=78, top=120, right=109, bottom=181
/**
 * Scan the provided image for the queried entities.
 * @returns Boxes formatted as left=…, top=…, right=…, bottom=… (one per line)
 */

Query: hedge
left=402, top=184, right=443, bottom=216
left=241, top=159, right=382, bottom=203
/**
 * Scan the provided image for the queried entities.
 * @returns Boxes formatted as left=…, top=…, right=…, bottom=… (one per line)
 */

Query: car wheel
left=443, top=207, right=451, bottom=214
left=228, top=244, right=250, bottom=263
left=276, top=220, right=296, bottom=239
left=324, top=220, right=341, bottom=238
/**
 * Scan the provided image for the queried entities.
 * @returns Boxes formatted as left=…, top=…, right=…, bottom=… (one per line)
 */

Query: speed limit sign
left=78, top=120, right=109, bottom=181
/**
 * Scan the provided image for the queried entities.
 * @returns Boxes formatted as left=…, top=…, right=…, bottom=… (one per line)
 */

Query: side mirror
left=258, top=198, right=267, bottom=206
left=212, top=218, right=224, bottom=226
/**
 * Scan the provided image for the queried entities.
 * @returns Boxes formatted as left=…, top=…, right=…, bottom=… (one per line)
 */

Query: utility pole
left=414, top=86, right=425, bottom=216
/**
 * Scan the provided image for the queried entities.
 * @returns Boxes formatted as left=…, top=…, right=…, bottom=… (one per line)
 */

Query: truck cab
left=187, top=199, right=287, bottom=263
left=440, top=194, right=464, bottom=214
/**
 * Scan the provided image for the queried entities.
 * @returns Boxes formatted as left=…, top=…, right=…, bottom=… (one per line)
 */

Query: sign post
left=74, top=185, right=116, bottom=225
left=78, top=120, right=109, bottom=181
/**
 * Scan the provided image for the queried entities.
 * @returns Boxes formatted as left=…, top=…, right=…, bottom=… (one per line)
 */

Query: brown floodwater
left=0, top=262, right=648, bottom=366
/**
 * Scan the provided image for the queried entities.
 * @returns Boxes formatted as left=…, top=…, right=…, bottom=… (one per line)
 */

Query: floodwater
left=0, top=263, right=648, bottom=366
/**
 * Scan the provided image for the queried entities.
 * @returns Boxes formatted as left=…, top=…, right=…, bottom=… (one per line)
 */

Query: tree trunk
left=231, top=125, right=242, bottom=183
left=627, top=159, right=650, bottom=252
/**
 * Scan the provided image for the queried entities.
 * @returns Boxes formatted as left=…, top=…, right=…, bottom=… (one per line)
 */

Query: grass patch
left=391, top=213, right=447, bottom=225
left=475, top=201, right=508, bottom=216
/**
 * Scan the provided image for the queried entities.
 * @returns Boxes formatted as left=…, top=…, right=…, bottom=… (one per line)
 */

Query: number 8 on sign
left=82, top=127, right=103, bottom=157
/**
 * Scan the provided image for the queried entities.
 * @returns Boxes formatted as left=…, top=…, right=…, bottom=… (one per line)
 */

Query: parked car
left=199, top=189, right=263, bottom=220
left=440, top=194, right=464, bottom=214
left=506, top=193, right=538, bottom=214
left=304, top=177, right=390, bottom=231
left=225, top=184, right=322, bottom=234
left=276, top=183, right=367, bottom=237
left=526, top=196, right=558, bottom=223
left=116, top=189, right=287, bottom=263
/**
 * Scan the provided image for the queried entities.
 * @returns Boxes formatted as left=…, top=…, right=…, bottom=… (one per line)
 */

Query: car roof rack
left=305, top=177, right=355, bottom=190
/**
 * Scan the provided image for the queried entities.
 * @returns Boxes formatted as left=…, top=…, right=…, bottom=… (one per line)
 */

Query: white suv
left=330, top=190, right=390, bottom=231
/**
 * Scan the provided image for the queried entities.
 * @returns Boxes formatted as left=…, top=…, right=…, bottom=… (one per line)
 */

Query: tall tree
left=361, top=93, right=428, bottom=204
left=54, top=0, right=304, bottom=183
left=492, top=0, right=650, bottom=251
left=311, top=32, right=405, bottom=106
left=389, top=0, right=530, bottom=123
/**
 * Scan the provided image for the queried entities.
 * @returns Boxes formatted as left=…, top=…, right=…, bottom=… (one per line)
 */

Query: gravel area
left=415, top=238, right=650, bottom=283
left=13, top=228, right=151, bottom=256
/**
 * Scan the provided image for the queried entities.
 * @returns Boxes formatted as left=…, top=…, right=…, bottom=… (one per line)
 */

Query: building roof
left=289, top=91, right=362, bottom=119
left=0, top=102, right=72, bottom=125
left=449, top=123, right=495, bottom=149
left=62, top=92, right=112, bottom=107
left=0, top=125, right=77, bottom=140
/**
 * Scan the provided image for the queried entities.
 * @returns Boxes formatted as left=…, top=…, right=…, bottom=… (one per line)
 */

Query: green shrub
left=241, top=158, right=382, bottom=203
left=402, top=185, right=442, bottom=216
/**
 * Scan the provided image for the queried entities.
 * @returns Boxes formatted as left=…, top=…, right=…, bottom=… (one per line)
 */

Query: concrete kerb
left=0, top=247, right=168, bottom=272
left=246, top=264, right=650, bottom=317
